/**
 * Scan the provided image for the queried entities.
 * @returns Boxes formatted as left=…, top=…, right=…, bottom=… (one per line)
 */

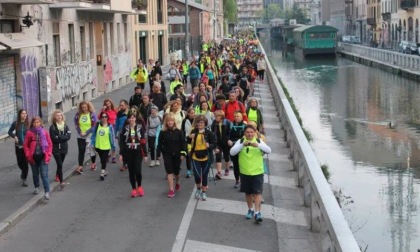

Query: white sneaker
left=33, top=188, right=39, bottom=195
left=149, top=160, right=156, bottom=167
left=155, top=160, right=160, bottom=166
left=44, top=192, right=50, bottom=200
left=100, top=169, right=106, bottom=181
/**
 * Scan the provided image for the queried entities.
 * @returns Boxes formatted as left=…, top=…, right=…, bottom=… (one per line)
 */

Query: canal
left=261, top=35, right=420, bottom=252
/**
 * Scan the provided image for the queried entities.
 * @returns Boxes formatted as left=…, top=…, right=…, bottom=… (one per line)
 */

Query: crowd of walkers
left=8, top=31, right=271, bottom=222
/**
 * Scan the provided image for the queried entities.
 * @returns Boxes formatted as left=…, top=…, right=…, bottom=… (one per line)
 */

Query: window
left=68, top=24, right=75, bottom=63
left=52, top=22, right=60, bottom=66
left=169, top=24, right=185, bottom=34
left=103, top=22, right=108, bottom=56
left=0, top=20, right=15, bottom=33
left=138, top=14, right=147, bottom=23
left=110, top=23, right=114, bottom=54
left=124, top=23, right=128, bottom=52
left=80, top=25, right=86, bottom=61
left=89, top=22, right=94, bottom=59
left=117, top=23, right=121, bottom=53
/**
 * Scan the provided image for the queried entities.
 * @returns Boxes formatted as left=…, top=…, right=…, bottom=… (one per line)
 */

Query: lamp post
left=185, top=0, right=190, bottom=60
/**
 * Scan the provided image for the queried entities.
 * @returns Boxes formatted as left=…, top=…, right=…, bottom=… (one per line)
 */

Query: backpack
left=224, top=101, right=245, bottom=116
left=33, top=134, right=44, bottom=163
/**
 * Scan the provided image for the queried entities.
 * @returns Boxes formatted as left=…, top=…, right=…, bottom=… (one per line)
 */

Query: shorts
left=240, top=174, right=264, bottom=195
left=163, top=154, right=181, bottom=175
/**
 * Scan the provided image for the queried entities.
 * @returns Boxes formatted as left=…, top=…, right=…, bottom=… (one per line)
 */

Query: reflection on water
left=262, top=36, right=420, bottom=251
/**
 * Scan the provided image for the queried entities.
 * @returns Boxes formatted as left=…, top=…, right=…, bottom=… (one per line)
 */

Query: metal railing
left=258, top=42, right=360, bottom=252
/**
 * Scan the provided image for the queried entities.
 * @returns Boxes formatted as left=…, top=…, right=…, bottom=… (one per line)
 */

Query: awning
left=0, top=33, right=44, bottom=50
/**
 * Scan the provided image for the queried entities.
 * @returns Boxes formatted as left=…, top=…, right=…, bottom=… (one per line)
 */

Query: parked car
left=398, top=41, right=418, bottom=54
left=341, top=35, right=361, bottom=44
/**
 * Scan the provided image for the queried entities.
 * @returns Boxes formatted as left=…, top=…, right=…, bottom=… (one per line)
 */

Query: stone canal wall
left=338, top=42, right=420, bottom=80
left=259, top=43, right=360, bottom=252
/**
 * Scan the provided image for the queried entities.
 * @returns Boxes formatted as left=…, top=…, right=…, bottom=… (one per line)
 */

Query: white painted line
left=183, top=239, right=262, bottom=252
left=171, top=187, right=199, bottom=252
left=264, top=123, right=281, bottom=129
left=197, top=197, right=307, bottom=227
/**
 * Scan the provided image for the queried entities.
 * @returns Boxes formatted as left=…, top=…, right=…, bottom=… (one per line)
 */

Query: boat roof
left=293, top=25, right=338, bottom=33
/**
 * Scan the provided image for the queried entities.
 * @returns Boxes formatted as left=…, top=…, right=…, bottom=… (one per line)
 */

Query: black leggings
left=123, top=150, right=143, bottom=189
left=215, top=144, right=230, bottom=163
left=53, top=152, right=66, bottom=183
left=257, top=70, right=265, bottom=80
left=15, top=146, right=29, bottom=180
left=192, top=159, right=211, bottom=188
left=95, top=148, right=110, bottom=170
left=163, top=154, right=181, bottom=175
left=137, top=82, right=145, bottom=90
left=77, top=138, right=87, bottom=166
left=186, top=154, right=192, bottom=171
left=230, top=154, right=240, bottom=181
left=148, top=136, right=160, bottom=160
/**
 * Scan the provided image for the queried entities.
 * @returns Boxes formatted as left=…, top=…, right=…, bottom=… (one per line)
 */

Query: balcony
left=0, top=0, right=56, bottom=3
left=401, top=0, right=415, bottom=11
left=381, top=12, right=391, bottom=22
left=50, top=0, right=140, bottom=14
left=367, top=18, right=376, bottom=25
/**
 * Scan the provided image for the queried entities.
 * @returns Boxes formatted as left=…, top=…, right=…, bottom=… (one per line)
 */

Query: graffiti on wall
left=0, top=56, right=17, bottom=136
left=20, top=55, right=40, bottom=119
left=56, top=62, right=94, bottom=101
left=104, top=58, right=113, bottom=84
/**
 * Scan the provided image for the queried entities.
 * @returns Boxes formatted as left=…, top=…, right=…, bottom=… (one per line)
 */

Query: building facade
left=237, top=0, right=264, bottom=24
left=330, top=0, right=346, bottom=36
left=355, top=0, right=367, bottom=43
left=393, top=1, right=420, bottom=46
left=167, top=0, right=208, bottom=60
left=0, top=0, right=136, bottom=137
left=131, top=0, right=169, bottom=66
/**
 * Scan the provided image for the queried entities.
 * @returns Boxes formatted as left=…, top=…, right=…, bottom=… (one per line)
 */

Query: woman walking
left=101, top=98, right=118, bottom=163
left=228, top=111, right=247, bottom=188
left=211, top=110, right=231, bottom=180
left=189, top=115, right=216, bottom=201
left=23, top=117, right=53, bottom=200
left=49, top=110, right=71, bottom=188
left=147, top=105, right=162, bottom=167
left=181, top=108, right=196, bottom=178
left=91, top=111, right=116, bottom=181
left=157, top=113, right=187, bottom=198
left=119, top=112, right=147, bottom=197
left=74, top=101, right=97, bottom=174
left=8, top=109, right=30, bottom=186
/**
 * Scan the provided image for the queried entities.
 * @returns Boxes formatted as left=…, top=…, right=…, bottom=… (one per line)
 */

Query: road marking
left=196, top=197, right=307, bottom=227
left=212, top=169, right=296, bottom=189
left=183, top=239, right=262, bottom=252
left=171, top=187, right=198, bottom=252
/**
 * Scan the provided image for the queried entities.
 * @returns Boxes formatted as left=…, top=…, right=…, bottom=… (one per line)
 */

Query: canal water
left=261, top=36, right=420, bottom=252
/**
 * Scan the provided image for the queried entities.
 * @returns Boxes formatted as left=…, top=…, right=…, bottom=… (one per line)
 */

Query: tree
left=257, top=4, right=282, bottom=21
left=223, top=0, right=237, bottom=23
left=289, top=3, right=308, bottom=24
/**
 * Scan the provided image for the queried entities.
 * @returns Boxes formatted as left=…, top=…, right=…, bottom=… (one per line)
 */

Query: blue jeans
left=31, top=160, right=50, bottom=193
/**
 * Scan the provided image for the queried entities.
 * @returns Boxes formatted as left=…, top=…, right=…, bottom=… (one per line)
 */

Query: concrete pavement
left=0, top=74, right=319, bottom=251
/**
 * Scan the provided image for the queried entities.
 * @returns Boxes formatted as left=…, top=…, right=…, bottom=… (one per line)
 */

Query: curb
left=0, top=162, right=85, bottom=236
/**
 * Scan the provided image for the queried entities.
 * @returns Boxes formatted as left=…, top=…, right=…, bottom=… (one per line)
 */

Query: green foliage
left=258, top=4, right=282, bottom=20
left=223, top=0, right=237, bottom=23
left=283, top=3, right=308, bottom=24
left=321, top=164, right=330, bottom=181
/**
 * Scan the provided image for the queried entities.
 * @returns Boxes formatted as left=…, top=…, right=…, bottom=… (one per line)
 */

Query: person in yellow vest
left=130, top=62, right=148, bottom=90
left=199, top=58, right=207, bottom=74
left=189, top=115, right=216, bottom=201
left=91, top=111, right=116, bottom=181
left=182, top=59, right=189, bottom=85
left=169, top=75, right=183, bottom=95
left=202, top=42, right=208, bottom=53
left=230, top=125, right=271, bottom=222
left=74, top=101, right=97, bottom=174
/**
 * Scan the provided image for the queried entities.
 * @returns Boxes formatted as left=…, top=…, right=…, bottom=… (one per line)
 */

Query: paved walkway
left=0, top=71, right=319, bottom=251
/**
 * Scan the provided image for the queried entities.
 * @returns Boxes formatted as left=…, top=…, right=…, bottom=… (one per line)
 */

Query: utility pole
left=185, top=0, right=190, bottom=60
left=213, top=0, right=217, bottom=41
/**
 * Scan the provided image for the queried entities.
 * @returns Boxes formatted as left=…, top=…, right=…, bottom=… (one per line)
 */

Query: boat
left=293, top=25, right=338, bottom=57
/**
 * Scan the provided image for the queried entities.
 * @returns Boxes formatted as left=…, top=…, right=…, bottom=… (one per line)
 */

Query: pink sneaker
left=168, top=190, right=175, bottom=198
left=137, top=186, right=144, bottom=197
left=131, top=189, right=137, bottom=198
left=175, top=183, right=180, bottom=191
